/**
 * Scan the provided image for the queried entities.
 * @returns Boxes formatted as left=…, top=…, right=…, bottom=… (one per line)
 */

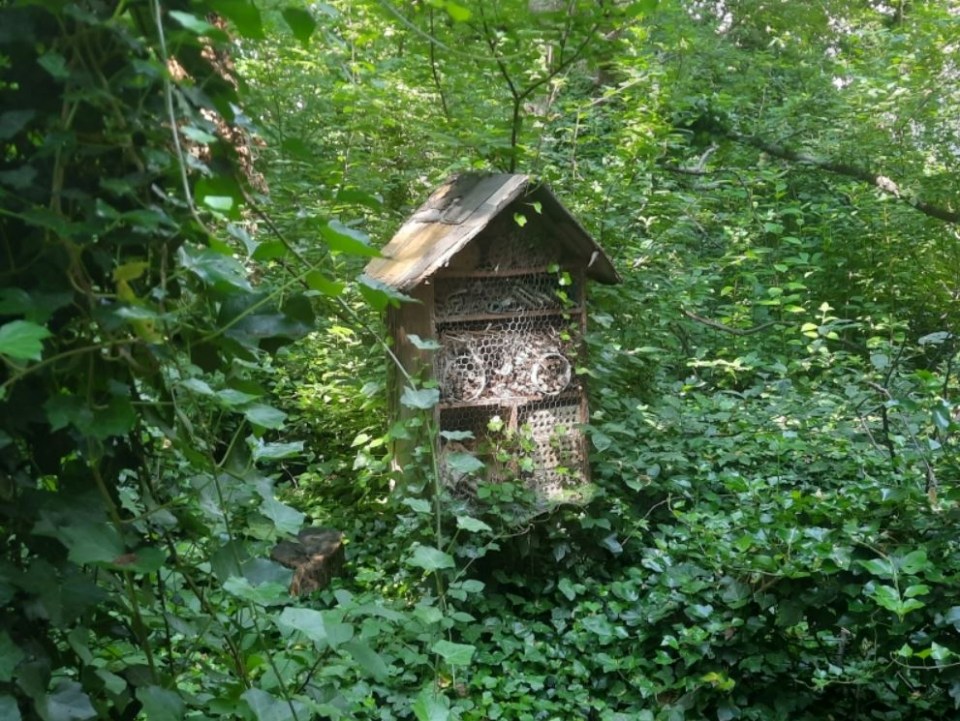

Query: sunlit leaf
left=0, top=320, right=50, bottom=361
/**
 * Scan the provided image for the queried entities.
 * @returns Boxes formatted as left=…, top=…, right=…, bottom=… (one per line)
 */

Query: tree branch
left=728, top=132, right=960, bottom=225
left=680, top=308, right=781, bottom=336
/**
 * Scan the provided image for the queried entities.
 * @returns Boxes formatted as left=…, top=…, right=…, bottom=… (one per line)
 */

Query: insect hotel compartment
left=436, top=316, right=581, bottom=404
left=364, top=173, right=620, bottom=502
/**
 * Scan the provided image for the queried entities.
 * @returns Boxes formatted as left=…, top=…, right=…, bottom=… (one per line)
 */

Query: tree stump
left=270, top=527, right=345, bottom=595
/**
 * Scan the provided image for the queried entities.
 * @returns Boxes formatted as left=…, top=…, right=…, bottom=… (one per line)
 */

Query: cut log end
left=270, top=527, right=345, bottom=596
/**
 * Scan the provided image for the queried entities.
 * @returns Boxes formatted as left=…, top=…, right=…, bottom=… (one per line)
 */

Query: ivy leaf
left=441, top=2, right=471, bottom=22
left=242, top=688, right=306, bottom=721
left=89, top=397, right=137, bottom=440
left=259, top=497, right=304, bottom=535
left=401, top=387, right=440, bottom=410
left=431, top=639, right=476, bottom=666
left=897, top=549, right=931, bottom=575
left=276, top=608, right=354, bottom=649
left=169, top=11, right=218, bottom=35
left=403, top=498, right=432, bottom=514
left=320, top=220, right=379, bottom=257
left=412, top=687, right=450, bottom=721
left=244, top=404, right=288, bottom=430
left=305, top=271, right=345, bottom=297
left=109, top=547, right=167, bottom=574
left=456, top=515, right=492, bottom=533
left=217, top=0, right=265, bottom=40
left=444, top=452, right=484, bottom=475
left=282, top=8, right=316, bottom=46
left=178, top=245, right=253, bottom=293
left=0, top=110, right=34, bottom=140
left=136, top=686, right=185, bottom=721
left=343, top=641, right=389, bottom=681
left=38, top=51, right=70, bottom=80
left=407, top=544, right=455, bottom=571
left=408, top=334, right=441, bottom=351
left=0, top=632, right=25, bottom=682
left=0, top=696, right=20, bottom=721
left=858, top=558, right=893, bottom=577
left=58, top=522, right=125, bottom=566
left=358, top=275, right=414, bottom=311
left=222, top=577, right=289, bottom=607
left=0, top=320, right=51, bottom=361
left=249, top=437, right=304, bottom=461
left=40, top=680, right=97, bottom=721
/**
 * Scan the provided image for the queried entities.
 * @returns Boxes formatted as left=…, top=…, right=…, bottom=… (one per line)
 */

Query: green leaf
left=401, top=386, right=440, bottom=410
left=305, top=271, right=345, bottom=297
left=217, top=0, right=265, bottom=40
left=591, top=431, right=613, bottom=452
left=0, top=110, right=34, bottom=140
left=858, top=558, right=893, bottom=577
left=110, top=546, right=168, bottom=574
left=408, top=334, right=441, bottom=351
left=456, top=515, right=492, bottom=533
left=625, top=0, right=659, bottom=17
left=343, top=641, right=389, bottom=681
left=412, top=687, right=450, bottom=721
left=168, top=11, right=217, bottom=35
left=58, top=523, right=125, bottom=566
left=282, top=7, right=317, bottom=46
left=259, top=497, right=305, bottom=535
left=180, top=125, right=218, bottom=144
left=443, top=2, right=471, bottom=21
left=444, top=452, right=484, bottom=475
left=178, top=245, right=253, bottom=293
left=358, top=275, right=414, bottom=311
left=242, top=689, right=306, bottom=721
left=933, top=402, right=952, bottom=431
left=89, top=396, right=137, bottom=440
left=217, top=389, right=262, bottom=408
left=407, top=545, right=455, bottom=571
left=222, top=577, right=289, bottom=606
left=41, top=680, right=96, bottom=721
left=0, top=632, right=25, bottom=682
left=440, top=430, right=474, bottom=441
left=413, top=604, right=444, bottom=625
left=335, top=188, right=383, bottom=209
left=137, top=686, right=185, bottom=721
left=402, top=498, right=432, bottom=514
left=38, top=51, right=70, bottom=80
left=943, top=606, right=960, bottom=630
left=431, top=639, right=475, bottom=666
left=249, top=437, right=304, bottom=461
left=277, top=608, right=354, bottom=649
left=320, top=220, right=379, bottom=257
left=0, top=320, right=51, bottom=361
left=897, top=549, right=931, bottom=575
left=558, top=577, right=577, bottom=601
left=0, top=166, right=37, bottom=190
left=244, top=404, right=288, bottom=430
left=0, top=696, right=21, bottom=721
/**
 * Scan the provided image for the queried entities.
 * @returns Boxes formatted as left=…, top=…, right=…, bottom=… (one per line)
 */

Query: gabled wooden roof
left=363, top=173, right=620, bottom=291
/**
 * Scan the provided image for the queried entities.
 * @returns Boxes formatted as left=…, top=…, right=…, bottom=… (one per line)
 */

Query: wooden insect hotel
left=364, top=173, right=620, bottom=501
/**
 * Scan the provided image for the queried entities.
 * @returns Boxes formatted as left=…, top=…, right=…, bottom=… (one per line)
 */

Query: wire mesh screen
left=518, top=401, right=584, bottom=498
left=436, top=318, right=579, bottom=403
left=433, top=264, right=588, bottom=502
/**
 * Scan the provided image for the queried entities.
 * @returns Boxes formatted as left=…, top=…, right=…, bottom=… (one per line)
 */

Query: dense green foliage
left=2, top=1, right=960, bottom=720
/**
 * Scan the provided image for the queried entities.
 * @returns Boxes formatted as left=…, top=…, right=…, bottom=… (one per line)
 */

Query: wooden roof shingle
left=363, top=173, right=620, bottom=291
